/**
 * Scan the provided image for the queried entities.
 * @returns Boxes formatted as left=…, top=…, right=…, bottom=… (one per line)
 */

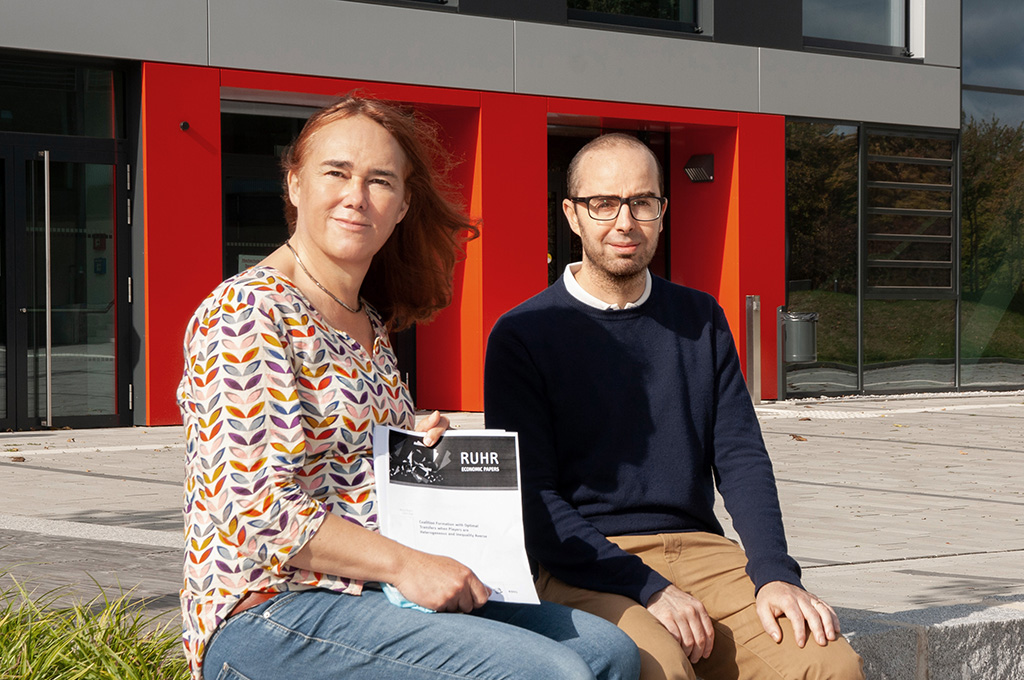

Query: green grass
left=788, top=289, right=1024, bottom=364
left=0, top=575, right=188, bottom=680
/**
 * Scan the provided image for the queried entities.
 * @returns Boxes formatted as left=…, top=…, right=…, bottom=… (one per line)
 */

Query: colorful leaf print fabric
left=177, top=267, right=415, bottom=680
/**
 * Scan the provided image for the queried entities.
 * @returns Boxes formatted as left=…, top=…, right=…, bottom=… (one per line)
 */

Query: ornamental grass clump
left=0, top=575, right=188, bottom=680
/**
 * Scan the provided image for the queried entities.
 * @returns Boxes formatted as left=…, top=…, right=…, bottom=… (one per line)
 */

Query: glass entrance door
left=0, top=135, right=128, bottom=430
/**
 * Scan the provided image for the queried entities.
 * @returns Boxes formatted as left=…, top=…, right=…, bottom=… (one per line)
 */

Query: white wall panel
left=513, top=22, right=761, bottom=113
left=760, top=48, right=961, bottom=129
left=924, top=0, right=961, bottom=68
left=0, top=0, right=208, bottom=64
left=208, top=0, right=515, bottom=92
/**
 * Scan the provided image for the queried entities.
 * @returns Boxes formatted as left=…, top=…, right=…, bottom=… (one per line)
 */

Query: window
left=568, top=0, right=699, bottom=33
left=803, top=0, right=909, bottom=56
left=959, top=0, right=1024, bottom=391
left=785, top=122, right=860, bottom=395
left=0, top=56, right=124, bottom=138
left=785, top=122, right=961, bottom=396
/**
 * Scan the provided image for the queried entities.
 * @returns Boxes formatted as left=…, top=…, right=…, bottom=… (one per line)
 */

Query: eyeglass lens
left=587, top=196, right=662, bottom=221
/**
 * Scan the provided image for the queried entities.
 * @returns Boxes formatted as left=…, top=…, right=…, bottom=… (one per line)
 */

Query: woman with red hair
left=178, top=95, right=640, bottom=680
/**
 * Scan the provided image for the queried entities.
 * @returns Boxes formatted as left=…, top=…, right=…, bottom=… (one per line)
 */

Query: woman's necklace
left=285, top=240, right=364, bottom=314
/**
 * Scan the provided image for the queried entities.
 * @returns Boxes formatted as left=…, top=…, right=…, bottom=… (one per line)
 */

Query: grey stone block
left=847, top=600, right=1024, bottom=680
left=920, top=604, right=1024, bottom=680
left=838, top=608, right=920, bottom=680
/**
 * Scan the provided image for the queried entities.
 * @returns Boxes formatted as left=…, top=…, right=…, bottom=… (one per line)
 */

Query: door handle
left=18, top=308, right=27, bottom=313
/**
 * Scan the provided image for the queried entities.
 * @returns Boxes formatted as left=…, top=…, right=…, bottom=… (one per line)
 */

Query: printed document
left=373, top=425, right=539, bottom=605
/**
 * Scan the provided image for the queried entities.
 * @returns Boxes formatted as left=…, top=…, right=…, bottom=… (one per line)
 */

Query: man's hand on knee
left=646, top=584, right=715, bottom=664
left=755, top=581, right=840, bottom=648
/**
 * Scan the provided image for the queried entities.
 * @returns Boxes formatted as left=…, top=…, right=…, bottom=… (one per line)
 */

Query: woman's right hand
left=392, top=550, right=491, bottom=613
left=286, top=513, right=491, bottom=612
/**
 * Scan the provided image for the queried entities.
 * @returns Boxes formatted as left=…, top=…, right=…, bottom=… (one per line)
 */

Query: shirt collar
left=562, top=262, right=652, bottom=311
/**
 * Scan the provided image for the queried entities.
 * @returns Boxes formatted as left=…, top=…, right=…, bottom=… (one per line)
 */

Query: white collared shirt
left=562, top=262, right=652, bottom=311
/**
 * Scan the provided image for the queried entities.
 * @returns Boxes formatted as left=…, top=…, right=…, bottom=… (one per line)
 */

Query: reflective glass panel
left=960, top=102, right=1024, bottom=388
left=867, top=266, right=952, bottom=288
left=869, top=214, right=952, bottom=237
left=804, top=0, right=906, bottom=48
left=867, top=162, right=951, bottom=185
left=0, top=58, right=124, bottom=138
left=863, top=299, right=956, bottom=391
left=867, top=241, right=952, bottom=262
left=867, top=187, right=952, bottom=211
left=867, top=136, right=953, bottom=159
left=26, top=158, right=117, bottom=418
left=963, top=90, right=1024, bottom=129
left=785, top=122, right=859, bottom=395
left=963, top=0, right=1024, bottom=89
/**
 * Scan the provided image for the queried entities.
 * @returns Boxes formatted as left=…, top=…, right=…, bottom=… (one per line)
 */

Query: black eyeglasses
left=569, top=195, right=667, bottom=222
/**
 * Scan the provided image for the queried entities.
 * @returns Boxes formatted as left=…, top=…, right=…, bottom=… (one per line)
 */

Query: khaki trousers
left=536, top=532, right=863, bottom=680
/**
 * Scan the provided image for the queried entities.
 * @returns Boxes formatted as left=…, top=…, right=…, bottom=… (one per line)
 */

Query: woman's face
left=288, top=114, right=411, bottom=270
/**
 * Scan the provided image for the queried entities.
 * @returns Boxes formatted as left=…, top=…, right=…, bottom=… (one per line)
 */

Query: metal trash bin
left=781, top=311, right=819, bottom=363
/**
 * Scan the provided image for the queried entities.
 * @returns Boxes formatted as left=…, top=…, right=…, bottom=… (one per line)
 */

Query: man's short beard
left=606, top=260, right=648, bottom=281
left=581, top=239, right=655, bottom=280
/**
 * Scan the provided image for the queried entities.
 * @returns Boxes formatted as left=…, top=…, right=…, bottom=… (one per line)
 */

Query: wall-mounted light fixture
left=684, top=154, right=714, bottom=183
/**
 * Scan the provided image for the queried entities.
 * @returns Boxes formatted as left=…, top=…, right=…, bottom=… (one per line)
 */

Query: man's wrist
left=639, top=573, right=674, bottom=606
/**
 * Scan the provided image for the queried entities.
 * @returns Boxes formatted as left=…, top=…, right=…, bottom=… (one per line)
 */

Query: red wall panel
left=736, top=113, right=786, bottom=399
left=478, top=94, right=549, bottom=359
left=141, top=63, right=222, bottom=424
left=413, top=106, right=482, bottom=410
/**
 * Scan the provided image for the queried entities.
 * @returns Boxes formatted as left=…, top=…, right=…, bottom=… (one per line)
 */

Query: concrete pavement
left=1, top=391, right=1023, bottom=678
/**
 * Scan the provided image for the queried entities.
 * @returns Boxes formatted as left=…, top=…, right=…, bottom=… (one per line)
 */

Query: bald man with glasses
left=485, top=133, right=863, bottom=680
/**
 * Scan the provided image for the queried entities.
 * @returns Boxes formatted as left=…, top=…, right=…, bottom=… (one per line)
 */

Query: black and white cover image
left=373, top=425, right=539, bottom=604
left=387, top=429, right=519, bottom=490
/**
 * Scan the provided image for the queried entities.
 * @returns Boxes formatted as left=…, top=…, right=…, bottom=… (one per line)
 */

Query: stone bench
left=839, top=597, right=1024, bottom=679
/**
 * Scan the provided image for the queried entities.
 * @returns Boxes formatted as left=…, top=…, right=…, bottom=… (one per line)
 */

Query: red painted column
left=413, top=106, right=481, bottom=411
left=478, top=93, right=548, bottom=349
left=415, top=93, right=548, bottom=412
left=736, top=113, right=786, bottom=400
left=668, top=125, right=738, bottom=301
left=141, top=63, right=222, bottom=424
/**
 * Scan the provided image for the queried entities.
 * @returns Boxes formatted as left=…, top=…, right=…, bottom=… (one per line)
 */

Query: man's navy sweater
left=484, top=276, right=802, bottom=606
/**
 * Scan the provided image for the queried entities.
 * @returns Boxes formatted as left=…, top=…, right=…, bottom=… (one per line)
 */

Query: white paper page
left=373, top=425, right=539, bottom=605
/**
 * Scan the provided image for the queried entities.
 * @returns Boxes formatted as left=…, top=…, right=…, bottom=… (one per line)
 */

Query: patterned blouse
left=177, top=267, right=416, bottom=680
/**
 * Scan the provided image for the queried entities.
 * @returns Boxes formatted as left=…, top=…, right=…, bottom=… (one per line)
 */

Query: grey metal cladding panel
left=0, top=0, right=208, bottom=64
left=513, top=22, right=760, bottom=113
left=759, top=49, right=961, bottom=129
left=209, top=0, right=514, bottom=92
left=924, top=0, right=960, bottom=68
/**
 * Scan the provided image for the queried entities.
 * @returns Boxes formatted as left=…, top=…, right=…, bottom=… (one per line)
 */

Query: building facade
left=0, top=0, right=1017, bottom=431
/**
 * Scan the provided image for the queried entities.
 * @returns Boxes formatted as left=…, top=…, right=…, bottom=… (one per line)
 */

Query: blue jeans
left=203, top=589, right=641, bottom=680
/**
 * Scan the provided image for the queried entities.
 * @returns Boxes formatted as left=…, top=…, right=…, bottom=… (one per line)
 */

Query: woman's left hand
left=414, top=410, right=450, bottom=447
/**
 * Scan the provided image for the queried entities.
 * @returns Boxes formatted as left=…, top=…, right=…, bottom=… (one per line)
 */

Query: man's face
left=562, top=143, right=665, bottom=282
